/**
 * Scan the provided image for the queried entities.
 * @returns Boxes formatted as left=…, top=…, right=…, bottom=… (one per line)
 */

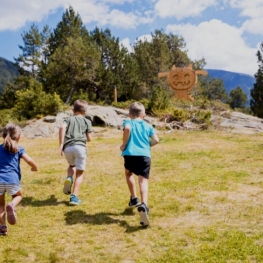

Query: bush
left=0, top=109, right=27, bottom=128
left=148, top=85, right=170, bottom=112
left=13, top=84, right=64, bottom=120
left=192, top=110, right=212, bottom=124
left=171, top=108, right=190, bottom=122
left=69, top=89, right=90, bottom=105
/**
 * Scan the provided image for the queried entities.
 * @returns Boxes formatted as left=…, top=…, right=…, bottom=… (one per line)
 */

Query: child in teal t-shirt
left=120, top=102, right=159, bottom=227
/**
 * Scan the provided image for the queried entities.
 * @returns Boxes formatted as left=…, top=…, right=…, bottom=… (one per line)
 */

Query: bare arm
left=120, top=124, right=131, bottom=151
left=86, top=132, right=92, bottom=142
left=21, top=153, right=38, bottom=171
left=59, top=123, right=67, bottom=156
left=150, top=133, right=159, bottom=147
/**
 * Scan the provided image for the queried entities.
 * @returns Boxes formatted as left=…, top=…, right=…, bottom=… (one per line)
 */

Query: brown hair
left=73, top=100, right=88, bottom=114
left=2, top=123, right=22, bottom=153
left=129, top=102, right=145, bottom=117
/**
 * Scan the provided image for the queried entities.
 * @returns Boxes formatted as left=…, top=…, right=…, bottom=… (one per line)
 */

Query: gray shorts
left=64, top=145, right=87, bottom=171
left=0, top=184, right=21, bottom=196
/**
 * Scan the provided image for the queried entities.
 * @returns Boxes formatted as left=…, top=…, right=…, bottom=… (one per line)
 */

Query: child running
left=120, top=102, right=159, bottom=227
left=0, top=123, right=38, bottom=236
left=59, top=100, right=92, bottom=206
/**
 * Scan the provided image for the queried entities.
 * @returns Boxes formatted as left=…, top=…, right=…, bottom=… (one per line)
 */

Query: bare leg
left=67, top=165, right=75, bottom=177
left=72, top=170, right=84, bottom=196
left=125, top=169, right=137, bottom=198
left=11, top=192, right=22, bottom=207
left=0, top=194, right=6, bottom=226
left=138, top=176, right=148, bottom=206
left=5, top=191, right=22, bottom=225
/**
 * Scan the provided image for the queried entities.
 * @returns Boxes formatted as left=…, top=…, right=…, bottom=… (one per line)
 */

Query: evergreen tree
left=15, top=24, right=42, bottom=78
left=42, top=7, right=100, bottom=103
left=44, top=37, right=100, bottom=103
left=196, top=75, right=228, bottom=102
left=250, top=42, right=263, bottom=117
left=228, top=87, right=247, bottom=109
left=49, top=6, right=89, bottom=53
left=90, top=27, right=137, bottom=102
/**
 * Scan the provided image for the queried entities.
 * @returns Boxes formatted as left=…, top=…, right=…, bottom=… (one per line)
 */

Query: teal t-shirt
left=121, top=119, right=155, bottom=158
left=63, top=116, right=93, bottom=149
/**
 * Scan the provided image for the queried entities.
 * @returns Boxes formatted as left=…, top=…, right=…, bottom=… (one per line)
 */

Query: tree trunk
left=65, top=77, right=75, bottom=104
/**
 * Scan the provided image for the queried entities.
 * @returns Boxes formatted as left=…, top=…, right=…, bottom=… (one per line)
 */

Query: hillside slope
left=206, top=69, right=255, bottom=100
left=0, top=57, right=18, bottom=95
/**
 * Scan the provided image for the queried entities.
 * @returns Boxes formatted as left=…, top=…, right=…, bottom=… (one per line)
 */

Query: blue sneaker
left=63, top=176, right=73, bottom=195
left=69, top=194, right=82, bottom=206
left=137, top=203, right=149, bottom=227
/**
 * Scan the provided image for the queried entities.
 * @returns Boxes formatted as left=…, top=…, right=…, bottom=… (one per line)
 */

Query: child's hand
left=31, top=167, right=38, bottom=171
left=59, top=146, right=64, bottom=156
left=120, top=144, right=126, bottom=151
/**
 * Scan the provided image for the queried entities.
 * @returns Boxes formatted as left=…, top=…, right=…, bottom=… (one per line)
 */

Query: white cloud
left=166, top=19, right=258, bottom=75
left=154, top=0, right=216, bottom=20
left=120, top=38, right=133, bottom=52
left=137, top=34, right=153, bottom=42
left=0, top=0, right=64, bottom=30
left=0, top=0, right=145, bottom=31
left=228, top=0, right=263, bottom=35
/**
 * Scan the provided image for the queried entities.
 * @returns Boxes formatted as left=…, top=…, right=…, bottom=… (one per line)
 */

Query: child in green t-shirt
left=59, top=100, right=92, bottom=205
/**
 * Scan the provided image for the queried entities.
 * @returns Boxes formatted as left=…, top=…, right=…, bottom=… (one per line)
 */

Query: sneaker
left=137, top=203, right=149, bottom=227
left=69, top=194, right=82, bottom=206
left=128, top=196, right=141, bottom=207
left=6, top=203, right=17, bottom=225
left=0, top=225, right=7, bottom=236
left=63, top=176, right=73, bottom=195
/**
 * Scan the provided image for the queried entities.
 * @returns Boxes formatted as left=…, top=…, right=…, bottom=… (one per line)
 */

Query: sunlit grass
left=1, top=129, right=263, bottom=262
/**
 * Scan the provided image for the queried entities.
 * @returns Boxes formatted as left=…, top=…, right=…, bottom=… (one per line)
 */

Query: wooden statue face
left=169, top=67, right=196, bottom=90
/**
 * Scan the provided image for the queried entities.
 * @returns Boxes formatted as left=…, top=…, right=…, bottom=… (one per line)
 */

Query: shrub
left=13, top=85, right=64, bottom=120
left=148, top=85, right=170, bottom=112
left=171, top=108, right=190, bottom=122
left=192, top=110, right=212, bottom=124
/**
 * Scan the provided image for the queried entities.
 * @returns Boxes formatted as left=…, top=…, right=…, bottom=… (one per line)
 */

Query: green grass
left=1, top=129, right=263, bottom=262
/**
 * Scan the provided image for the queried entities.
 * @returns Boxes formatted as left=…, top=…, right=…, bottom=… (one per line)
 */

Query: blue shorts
left=123, top=156, right=151, bottom=179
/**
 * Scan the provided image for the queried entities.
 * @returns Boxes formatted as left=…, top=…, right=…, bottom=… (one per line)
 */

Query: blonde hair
left=73, top=100, right=88, bottom=114
left=3, top=123, right=21, bottom=153
left=129, top=102, right=145, bottom=117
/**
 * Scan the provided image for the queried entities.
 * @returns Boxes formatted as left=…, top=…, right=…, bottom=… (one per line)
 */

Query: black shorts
left=123, top=156, right=151, bottom=179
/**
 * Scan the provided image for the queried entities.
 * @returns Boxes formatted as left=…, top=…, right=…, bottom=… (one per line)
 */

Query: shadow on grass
left=22, top=195, right=68, bottom=207
left=64, top=209, right=147, bottom=232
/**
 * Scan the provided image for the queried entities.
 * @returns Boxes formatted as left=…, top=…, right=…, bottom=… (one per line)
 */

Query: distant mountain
left=0, top=57, right=19, bottom=95
left=206, top=69, right=255, bottom=102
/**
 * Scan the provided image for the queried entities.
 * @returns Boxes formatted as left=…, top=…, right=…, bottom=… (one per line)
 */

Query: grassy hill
left=1, top=129, right=263, bottom=262
left=0, top=57, right=18, bottom=95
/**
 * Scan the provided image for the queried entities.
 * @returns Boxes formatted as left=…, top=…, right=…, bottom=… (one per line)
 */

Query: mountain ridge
left=205, top=69, right=255, bottom=101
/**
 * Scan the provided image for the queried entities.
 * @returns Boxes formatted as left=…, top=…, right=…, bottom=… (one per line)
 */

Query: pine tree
left=250, top=42, right=263, bottom=117
left=228, top=87, right=247, bottom=109
left=43, top=6, right=100, bottom=103
left=15, top=24, right=42, bottom=79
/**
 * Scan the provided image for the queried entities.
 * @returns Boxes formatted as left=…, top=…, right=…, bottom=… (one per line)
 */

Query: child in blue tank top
left=0, top=124, right=38, bottom=236
left=120, top=102, right=159, bottom=227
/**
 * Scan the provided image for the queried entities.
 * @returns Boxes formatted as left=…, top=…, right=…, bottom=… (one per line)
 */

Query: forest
left=0, top=6, right=262, bottom=127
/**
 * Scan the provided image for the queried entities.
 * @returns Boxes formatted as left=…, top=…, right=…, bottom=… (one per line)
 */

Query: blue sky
left=0, top=0, right=262, bottom=76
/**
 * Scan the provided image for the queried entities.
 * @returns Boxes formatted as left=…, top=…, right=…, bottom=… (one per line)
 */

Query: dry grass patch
left=1, top=130, right=263, bottom=262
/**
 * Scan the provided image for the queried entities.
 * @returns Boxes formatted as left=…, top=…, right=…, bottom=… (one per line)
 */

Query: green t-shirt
left=63, top=116, right=93, bottom=149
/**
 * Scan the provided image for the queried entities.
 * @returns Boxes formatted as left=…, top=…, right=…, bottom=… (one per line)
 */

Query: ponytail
left=2, top=124, right=21, bottom=153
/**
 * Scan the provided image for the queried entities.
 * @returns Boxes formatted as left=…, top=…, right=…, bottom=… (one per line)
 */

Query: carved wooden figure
left=158, top=65, right=208, bottom=101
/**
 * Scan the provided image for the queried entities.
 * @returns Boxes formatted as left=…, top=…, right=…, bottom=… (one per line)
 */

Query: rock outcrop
left=20, top=106, right=263, bottom=139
